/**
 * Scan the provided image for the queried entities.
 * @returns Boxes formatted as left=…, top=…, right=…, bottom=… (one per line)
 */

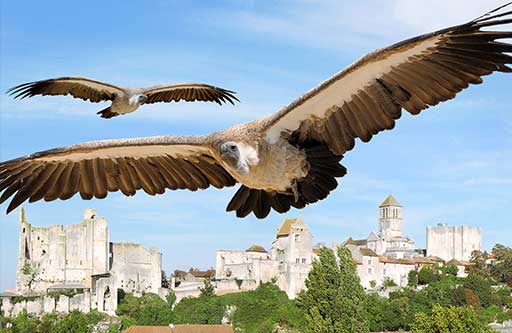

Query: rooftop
left=380, top=195, right=401, bottom=207
left=245, top=245, right=267, bottom=253
left=123, top=325, right=234, bottom=333
left=276, top=217, right=300, bottom=237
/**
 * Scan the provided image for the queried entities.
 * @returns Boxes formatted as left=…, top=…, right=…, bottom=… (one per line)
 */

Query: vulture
left=1, top=5, right=511, bottom=218
left=7, top=78, right=239, bottom=118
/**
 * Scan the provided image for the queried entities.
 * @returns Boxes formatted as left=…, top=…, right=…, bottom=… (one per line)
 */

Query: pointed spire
left=20, top=207, right=27, bottom=224
left=379, top=194, right=401, bottom=207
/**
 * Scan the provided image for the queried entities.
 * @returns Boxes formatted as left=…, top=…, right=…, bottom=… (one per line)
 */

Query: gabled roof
left=367, top=232, right=379, bottom=242
left=359, top=248, right=379, bottom=257
left=380, top=195, right=401, bottom=207
left=277, top=217, right=300, bottom=237
left=343, top=237, right=367, bottom=246
left=245, top=245, right=267, bottom=253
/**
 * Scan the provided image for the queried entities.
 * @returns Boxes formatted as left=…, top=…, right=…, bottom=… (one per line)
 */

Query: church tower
left=379, top=195, right=403, bottom=240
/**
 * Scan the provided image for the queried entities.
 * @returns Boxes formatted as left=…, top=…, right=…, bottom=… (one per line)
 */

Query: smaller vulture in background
left=1, top=4, right=511, bottom=218
left=7, top=77, right=239, bottom=118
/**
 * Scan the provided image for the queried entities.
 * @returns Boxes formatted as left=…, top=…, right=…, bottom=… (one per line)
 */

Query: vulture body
left=7, top=78, right=239, bottom=118
left=1, top=5, right=511, bottom=218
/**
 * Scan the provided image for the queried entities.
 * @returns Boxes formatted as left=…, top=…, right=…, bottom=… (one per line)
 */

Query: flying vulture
left=1, top=5, right=511, bottom=218
left=7, top=78, right=239, bottom=118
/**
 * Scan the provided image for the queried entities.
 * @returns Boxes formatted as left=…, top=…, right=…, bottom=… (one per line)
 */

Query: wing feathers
left=264, top=8, right=512, bottom=157
left=142, top=83, right=239, bottom=106
left=0, top=137, right=236, bottom=213
left=7, top=77, right=123, bottom=103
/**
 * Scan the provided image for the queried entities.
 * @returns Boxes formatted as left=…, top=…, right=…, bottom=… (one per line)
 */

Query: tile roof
left=276, top=217, right=299, bottom=237
left=124, top=325, right=234, bottom=333
left=380, top=195, right=401, bottom=207
left=344, top=237, right=368, bottom=246
left=245, top=245, right=267, bottom=253
left=359, top=248, right=379, bottom=257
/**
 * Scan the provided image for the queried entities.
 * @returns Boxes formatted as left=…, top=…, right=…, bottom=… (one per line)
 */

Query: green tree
left=298, top=246, right=369, bottom=333
left=116, top=293, right=172, bottom=326
left=200, top=279, right=215, bottom=296
left=166, top=290, right=177, bottom=309
left=408, top=270, right=419, bottom=288
left=443, top=264, right=458, bottom=277
left=463, top=273, right=496, bottom=307
left=469, top=250, right=489, bottom=277
left=382, top=277, right=398, bottom=289
left=418, top=266, right=438, bottom=285
left=411, top=304, right=492, bottom=333
left=491, top=244, right=512, bottom=286
left=172, top=294, right=224, bottom=325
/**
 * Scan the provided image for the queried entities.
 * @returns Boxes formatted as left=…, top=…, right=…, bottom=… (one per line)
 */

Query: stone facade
left=6, top=208, right=162, bottom=316
left=215, top=217, right=314, bottom=299
left=426, top=223, right=482, bottom=261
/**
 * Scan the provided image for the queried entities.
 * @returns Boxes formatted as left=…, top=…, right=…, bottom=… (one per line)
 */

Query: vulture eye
left=230, top=145, right=237, bottom=151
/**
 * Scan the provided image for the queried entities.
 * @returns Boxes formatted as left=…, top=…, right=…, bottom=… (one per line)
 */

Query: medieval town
left=0, top=195, right=483, bottom=317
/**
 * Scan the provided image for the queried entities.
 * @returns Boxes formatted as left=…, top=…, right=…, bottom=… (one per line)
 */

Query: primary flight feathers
left=7, top=78, right=239, bottom=118
left=1, top=4, right=511, bottom=217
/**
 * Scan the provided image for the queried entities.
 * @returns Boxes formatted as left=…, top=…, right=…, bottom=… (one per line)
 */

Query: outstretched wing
left=263, top=5, right=512, bottom=156
left=0, top=136, right=236, bottom=213
left=7, top=77, right=124, bottom=103
left=142, top=83, right=239, bottom=105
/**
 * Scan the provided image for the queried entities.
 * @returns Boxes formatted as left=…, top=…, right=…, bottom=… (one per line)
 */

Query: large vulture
left=7, top=78, right=239, bottom=118
left=1, top=6, right=511, bottom=218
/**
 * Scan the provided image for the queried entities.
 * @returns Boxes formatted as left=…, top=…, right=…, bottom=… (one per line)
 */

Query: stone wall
left=0, top=291, right=91, bottom=318
left=427, top=224, right=482, bottom=261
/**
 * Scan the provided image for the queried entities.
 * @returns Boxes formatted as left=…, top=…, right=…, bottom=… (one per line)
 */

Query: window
left=367, top=268, right=372, bottom=274
left=295, top=234, right=301, bottom=242
left=368, top=259, right=372, bottom=265
left=296, top=258, right=300, bottom=263
left=383, top=269, right=387, bottom=276
left=302, top=258, right=306, bottom=264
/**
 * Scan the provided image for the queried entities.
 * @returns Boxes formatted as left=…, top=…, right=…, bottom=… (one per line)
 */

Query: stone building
left=9, top=208, right=162, bottom=316
left=215, top=217, right=313, bottom=299
left=426, top=223, right=482, bottom=261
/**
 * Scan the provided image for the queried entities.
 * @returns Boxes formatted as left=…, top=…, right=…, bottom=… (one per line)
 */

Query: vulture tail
left=226, top=144, right=346, bottom=219
left=96, top=107, right=118, bottom=119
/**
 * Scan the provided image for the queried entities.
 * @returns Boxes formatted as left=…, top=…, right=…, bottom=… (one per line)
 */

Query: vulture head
left=220, top=141, right=251, bottom=175
left=129, top=94, right=148, bottom=105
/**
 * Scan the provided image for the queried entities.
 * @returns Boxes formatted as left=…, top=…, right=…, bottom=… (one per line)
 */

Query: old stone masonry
left=1, top=208, right=162, bottom=317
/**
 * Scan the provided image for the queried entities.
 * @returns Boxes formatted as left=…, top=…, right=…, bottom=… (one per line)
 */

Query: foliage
left=418, top=265, right=439, bottom=285
left=491, top=244, right=512, bottom=286
left=297, top=246, right=369, bottom=333
left=161, top=270, right=170, bottom=289
left=382, top=277, right=397, bottom=289
left=411, top=304, right=493, bottom=333
left=469, top=250, right=490, bottom=276
left=172, top=294, right=224, bottom=325
left=369, top=280, right=376, bottom=288
left=115, top=293, right=172, bottom=326
left=443, top=264, right=459, bottom=277
left=47, top=289, right=84, bottom=299
left=408, top=270, right=419, bottom=288
left=463, top=272, right=496, bottom=307
left=200, top=279, right=215, bottom=296
left=2, top=310, right=107, bottom=333
left=221, top=282, right=304, bottom=333
left=166, top=290, right=176, bottom=308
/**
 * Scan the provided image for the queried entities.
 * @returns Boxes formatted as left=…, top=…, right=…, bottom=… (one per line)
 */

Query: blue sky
left=1, top=0, right=511, bottom=290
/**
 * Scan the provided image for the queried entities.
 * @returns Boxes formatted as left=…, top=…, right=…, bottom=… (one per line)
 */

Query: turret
left=379, top=195, right=403, bottom=240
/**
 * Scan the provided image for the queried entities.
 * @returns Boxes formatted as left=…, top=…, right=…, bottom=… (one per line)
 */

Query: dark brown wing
left=263, top=5, right=512, bottom=157
left=142, top=83, right=239, bottom=105
left=0, top=136, right=236, bottom=214
left=7, top=77, right=124, bottom=103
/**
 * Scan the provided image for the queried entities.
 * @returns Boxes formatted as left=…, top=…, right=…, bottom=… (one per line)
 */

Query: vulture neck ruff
left=265, top=35, right=441, bottom=144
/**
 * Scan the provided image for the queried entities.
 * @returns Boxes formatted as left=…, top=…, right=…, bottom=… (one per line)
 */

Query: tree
left=469, top=250, right=489, bottom=277
left=463, top=272, right=496, bottom=307
left=116, top=293, right=172, bottom=326
left=200, top=279, right=215, bottom=296
left=411, top=304, right=493, bottom=333
left=161, top=270, right=170, bottom=289
left=443, top=264, right=458, bottom=277
left=172, top=294, right=225, bottom=325
left=491, top=244, right=512, bottom=286
left=418, top=266, right=438, bottom=285
left=166, top=290, right=176, bottom=309
left=408, top=270, right=419, bottom=288
left=298, top=246, right=369, bottom=333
